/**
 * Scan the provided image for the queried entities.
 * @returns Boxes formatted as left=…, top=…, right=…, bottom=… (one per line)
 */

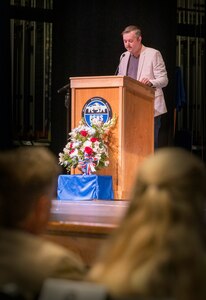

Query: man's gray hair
left=121, top=25, right=142, bottom=37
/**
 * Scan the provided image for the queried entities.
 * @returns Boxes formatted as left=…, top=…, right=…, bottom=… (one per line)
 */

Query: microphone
left=57, top=83, right=70, bottom=94
left=114, top=53, right=125, bottom=75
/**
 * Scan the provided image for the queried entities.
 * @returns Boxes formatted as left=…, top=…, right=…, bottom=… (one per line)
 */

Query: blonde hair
left=88, top=147, right=206, bottom=300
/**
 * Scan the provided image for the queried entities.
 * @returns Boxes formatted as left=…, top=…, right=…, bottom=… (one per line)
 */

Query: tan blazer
left=0, top=229, right=86, bottom=299
left=118, top=46, right=168, bottom=117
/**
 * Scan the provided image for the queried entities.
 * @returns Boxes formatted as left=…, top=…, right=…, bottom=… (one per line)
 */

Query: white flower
left=59, top=152, right=65, bottom=163
left=88, top=127, right=96, bottom=135
left=104, top=160, right=109, bottom=167
left=70, top=148, right=78, bottom=157
left=83, top=140, right=92, bottom=147
left=91, top=118, right=103, bottom=127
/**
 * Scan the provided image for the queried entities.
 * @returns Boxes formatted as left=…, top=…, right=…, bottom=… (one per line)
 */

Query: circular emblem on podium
left=82, top=97, right=112, bottom=127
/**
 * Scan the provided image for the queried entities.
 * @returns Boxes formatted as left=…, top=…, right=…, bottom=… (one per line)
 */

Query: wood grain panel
left=70, top=76, right=154, bottom=199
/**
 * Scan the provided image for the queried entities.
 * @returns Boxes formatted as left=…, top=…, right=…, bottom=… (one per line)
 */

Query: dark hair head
left=0, top=146, right=61, bottom=228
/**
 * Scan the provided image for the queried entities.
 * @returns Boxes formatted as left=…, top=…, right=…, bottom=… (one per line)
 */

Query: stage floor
left=50, top=199, right=128, bottom=226
left=44, top=199, right=129, bottom=266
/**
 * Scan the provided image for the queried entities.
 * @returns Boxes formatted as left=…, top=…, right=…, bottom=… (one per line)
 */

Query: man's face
left=123, top=31, right=142, bottom=56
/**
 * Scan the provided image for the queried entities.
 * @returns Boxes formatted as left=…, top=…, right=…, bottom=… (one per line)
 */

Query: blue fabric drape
left=57, top=175, right=114, bottom=200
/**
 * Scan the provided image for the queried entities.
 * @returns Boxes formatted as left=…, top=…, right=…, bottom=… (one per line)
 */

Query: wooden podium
left=70, top=75, right=155, bottom=200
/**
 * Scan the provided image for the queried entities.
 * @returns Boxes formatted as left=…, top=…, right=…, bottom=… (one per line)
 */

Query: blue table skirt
left=57, top=174, right=114, bottom=200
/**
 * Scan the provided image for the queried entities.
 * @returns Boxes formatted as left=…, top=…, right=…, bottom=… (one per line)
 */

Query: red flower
left=84, top=147, right=93, bottom=155
left=90, top=137, right=98, bottom=142
left=80, top=130, right=88, bottom=137
left=69, top=149, right=75, bottom=154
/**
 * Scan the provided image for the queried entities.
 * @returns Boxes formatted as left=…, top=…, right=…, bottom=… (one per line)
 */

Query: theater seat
left=38, top=278, right=174, bottom=300
left=0, top=284, right=26, bottom=300
left=38, top=278, right=109, bottom=300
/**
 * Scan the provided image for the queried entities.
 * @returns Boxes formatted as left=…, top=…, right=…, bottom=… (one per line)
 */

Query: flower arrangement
left=59, top=115, right=117, bottom=175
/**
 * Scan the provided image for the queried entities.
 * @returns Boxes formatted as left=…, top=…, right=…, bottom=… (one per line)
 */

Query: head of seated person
left=0, top=146, right=60, bottom=233
left=87, top=147, right=206, bottom=300
left=0, top=147, right=86, bottom=300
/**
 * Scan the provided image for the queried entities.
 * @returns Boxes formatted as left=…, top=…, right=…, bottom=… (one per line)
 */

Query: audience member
left=87, top=147, right=206, bottom=300
left=0, top=147, right=86, bottom=300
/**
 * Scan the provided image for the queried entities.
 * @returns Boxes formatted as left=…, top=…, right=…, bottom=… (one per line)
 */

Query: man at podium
left=117, top=25, right=168, bottom=149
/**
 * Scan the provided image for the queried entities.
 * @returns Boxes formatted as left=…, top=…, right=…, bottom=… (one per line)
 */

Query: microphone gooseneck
left=57, top=83, right=70, bottom=94
left=114, top=53, right=125, bottom=75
